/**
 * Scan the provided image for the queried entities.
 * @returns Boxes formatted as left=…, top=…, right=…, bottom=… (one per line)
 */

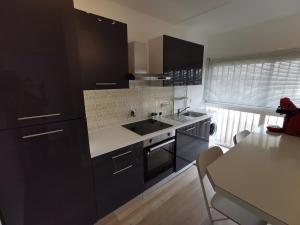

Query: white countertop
left=88, top=112, right=212, bottom=158
left=208, top=126, right=300, bottom=225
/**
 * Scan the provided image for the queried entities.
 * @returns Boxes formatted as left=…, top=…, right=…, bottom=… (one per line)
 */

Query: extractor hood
left=128, top=42, right=171, bottom=81
left=130, top=73, right=171, bottom=81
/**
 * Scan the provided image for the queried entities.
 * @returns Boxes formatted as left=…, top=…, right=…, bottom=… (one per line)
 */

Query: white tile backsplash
left=84, top=86, right=174, bottom=131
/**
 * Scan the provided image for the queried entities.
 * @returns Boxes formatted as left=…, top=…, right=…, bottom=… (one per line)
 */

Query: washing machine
left=208, top=111, right=218, bottom=147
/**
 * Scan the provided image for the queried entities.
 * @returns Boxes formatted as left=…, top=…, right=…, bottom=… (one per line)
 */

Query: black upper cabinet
left=0, top=119, right=97, bottom=225
left=163, top=36, right=204, bottom=71
left=164, top=35, right=204, bottom=86
left=0, top=0, right=84, bottom=131
left=149, top=35, right=204, bottom=86
left=75, top=9, right=129, bottom=90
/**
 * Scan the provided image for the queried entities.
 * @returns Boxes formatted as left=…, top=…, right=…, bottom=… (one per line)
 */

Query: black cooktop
left=122, top=119, right=172, bottom=135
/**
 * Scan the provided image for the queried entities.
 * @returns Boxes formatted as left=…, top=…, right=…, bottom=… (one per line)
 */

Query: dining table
left=207, top=126, right=300, bottom=225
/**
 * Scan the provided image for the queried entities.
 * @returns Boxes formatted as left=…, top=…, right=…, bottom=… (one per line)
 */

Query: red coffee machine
left=267, top=98, right=300, bottom=137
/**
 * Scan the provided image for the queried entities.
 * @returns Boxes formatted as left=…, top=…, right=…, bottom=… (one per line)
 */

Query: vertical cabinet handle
left=22, top=129, right=64, bottom=139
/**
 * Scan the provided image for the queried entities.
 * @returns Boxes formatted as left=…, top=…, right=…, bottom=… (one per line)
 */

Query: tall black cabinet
left=75, top=9, right=129, bottom=90
left=0, top=120, right=96, bottom=225
left=0, top=0, right=97, bottom=225
left=0, top=0, right=84, bottom=131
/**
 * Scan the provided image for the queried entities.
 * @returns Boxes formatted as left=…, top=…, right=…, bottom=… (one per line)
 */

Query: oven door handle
left=149, top=138, right=175, bottom=152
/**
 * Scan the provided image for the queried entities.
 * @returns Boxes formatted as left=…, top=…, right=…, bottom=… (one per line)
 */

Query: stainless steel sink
left=164, top=111, right=206, bottom=122
left=182, top=111, right=206, bottom=117
left=164, top=114, right=192, bottom=123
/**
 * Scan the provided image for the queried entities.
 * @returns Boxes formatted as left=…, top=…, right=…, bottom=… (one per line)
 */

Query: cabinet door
left=75, top=10, right=129, bottom=90
left=163, top=35, right=204, bottom=86
left=175, top=120, right=210, bottom=171
left=0, top=0, right=84, bottom=130
left=93, top=143, right=144, bottom=219
left=0, top=0, right=69, bottom=53
left=0, top=120, right=97, bottom=225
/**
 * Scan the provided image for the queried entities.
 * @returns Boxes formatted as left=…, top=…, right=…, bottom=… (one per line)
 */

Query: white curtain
left=205, top=50, right=300, bottom=108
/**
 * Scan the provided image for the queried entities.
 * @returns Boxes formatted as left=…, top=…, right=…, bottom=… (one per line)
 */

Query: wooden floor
left=95, top=165, right=237, bottom=225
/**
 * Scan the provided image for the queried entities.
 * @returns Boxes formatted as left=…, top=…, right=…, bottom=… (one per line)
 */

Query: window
left=205, top=50, right=300, bottom=108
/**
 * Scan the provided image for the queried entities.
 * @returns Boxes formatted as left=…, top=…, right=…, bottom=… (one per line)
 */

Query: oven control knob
left=168, top=132, right=171, bottom=136
left=149, top=139, right=153, bottom=144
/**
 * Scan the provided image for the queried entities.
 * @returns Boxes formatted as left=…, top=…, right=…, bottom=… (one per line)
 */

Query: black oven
left=144, top=132, right=175, bottom=188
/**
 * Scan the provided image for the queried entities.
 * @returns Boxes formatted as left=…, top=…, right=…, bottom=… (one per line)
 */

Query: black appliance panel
left=175, top=119, right=210, bottom=171
left=144, top=135, right=175, bottom=189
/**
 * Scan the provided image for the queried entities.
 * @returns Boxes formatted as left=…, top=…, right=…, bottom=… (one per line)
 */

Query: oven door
left=144, top=138, right=175, bottom=184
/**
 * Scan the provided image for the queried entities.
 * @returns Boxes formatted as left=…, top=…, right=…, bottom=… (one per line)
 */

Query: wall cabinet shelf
left=75, top=9, right=129, bottom=90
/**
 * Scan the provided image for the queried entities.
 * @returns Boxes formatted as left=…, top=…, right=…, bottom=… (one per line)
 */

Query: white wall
left=208, top=12, right=300, bottom=58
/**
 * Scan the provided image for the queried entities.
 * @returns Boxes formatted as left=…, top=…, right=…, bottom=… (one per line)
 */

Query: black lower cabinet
left=0, top=119, right=97, bottom=225
left=176, top=119, right=211, bottom=171
left=93, top=142, right=144, bottom=219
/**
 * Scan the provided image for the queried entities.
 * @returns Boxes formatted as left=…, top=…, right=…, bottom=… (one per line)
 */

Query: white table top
left=208, top=126, right=300, bottom=225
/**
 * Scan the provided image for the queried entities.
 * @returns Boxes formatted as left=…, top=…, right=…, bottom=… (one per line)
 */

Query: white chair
left=196, top=146, right=267, bottom=225
left=233, top=130, right=251, bottom=145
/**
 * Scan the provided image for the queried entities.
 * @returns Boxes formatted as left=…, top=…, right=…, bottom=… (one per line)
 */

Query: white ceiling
left=110, top=0, right=231, bottom=24
left=110, top=0, right=300, bottom=35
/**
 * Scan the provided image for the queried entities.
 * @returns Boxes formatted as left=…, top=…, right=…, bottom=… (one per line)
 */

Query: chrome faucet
left=177, top=106, right=190, bottom=115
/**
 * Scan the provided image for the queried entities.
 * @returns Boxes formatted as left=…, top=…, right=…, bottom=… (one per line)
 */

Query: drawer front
left=93, top=142, right=144, bottom=219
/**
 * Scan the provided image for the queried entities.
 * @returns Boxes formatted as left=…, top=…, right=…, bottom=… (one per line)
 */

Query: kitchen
left=1, top=0, right=300, bottom=225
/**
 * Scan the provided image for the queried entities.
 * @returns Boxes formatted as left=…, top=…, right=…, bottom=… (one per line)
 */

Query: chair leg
left=200, top=183, right=214, bottom=224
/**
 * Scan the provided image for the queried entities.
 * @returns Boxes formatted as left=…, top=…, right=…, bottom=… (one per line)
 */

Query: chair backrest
left=196, top=146, right=224, bottom=223
left=233, top=130, right=251, bottom=145
left=196, top=146, right=223, bottom=180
